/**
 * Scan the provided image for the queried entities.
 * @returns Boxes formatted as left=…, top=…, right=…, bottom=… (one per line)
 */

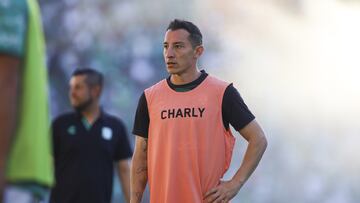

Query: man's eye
left=175, top=45, right=183, bottom=49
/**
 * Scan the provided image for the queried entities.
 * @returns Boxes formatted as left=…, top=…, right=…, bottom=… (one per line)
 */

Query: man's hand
left=204, top=180, right=242, bottom=203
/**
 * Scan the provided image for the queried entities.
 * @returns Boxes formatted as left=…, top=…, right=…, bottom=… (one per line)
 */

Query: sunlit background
left=39, top=0, right=360, bottom=202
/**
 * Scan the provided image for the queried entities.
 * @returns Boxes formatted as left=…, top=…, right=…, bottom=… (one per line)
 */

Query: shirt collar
left=75, top=107, right=106, bottom=122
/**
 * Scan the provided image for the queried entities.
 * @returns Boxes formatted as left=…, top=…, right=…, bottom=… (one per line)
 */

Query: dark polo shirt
left=50, top=111, right=132, bottom=203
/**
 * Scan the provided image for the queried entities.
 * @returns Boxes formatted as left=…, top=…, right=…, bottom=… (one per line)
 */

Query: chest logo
left=67, top=125, right=76, bottom=135
left=102, top=127, right=112, bottom=140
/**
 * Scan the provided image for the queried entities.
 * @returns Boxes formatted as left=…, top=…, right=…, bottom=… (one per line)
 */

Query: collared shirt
left=50, top=111, right=132, bottom=203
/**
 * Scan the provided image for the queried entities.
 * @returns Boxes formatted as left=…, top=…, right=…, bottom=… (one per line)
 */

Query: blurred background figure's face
left=163, top=29, right=197, bottom=75
left=69, top=75, right=93, bottom=112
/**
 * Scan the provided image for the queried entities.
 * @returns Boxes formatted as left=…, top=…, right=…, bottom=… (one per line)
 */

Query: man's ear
left=194, top=45, right=204, bottom=59
left=92, top=85, right=102, bottom=98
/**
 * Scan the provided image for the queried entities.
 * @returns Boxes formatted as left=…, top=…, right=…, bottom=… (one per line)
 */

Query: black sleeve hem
left=114, top=119, right=133, bottom=160
left=132, top=129, right=148, bottom=139
left=234, top=116, right=255, bottom=132
left=114, top=152, right=133, bottom=161
left=222, top=84, right=256, bottom=131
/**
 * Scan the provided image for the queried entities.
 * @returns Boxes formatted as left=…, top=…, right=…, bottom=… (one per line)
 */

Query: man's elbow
left=257, top=133, right=268, bottom=152
left=250, top=131, right=267, bottom=152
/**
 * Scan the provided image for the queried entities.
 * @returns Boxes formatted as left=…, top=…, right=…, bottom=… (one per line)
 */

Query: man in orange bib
left=131, top=19, right=268, bottom=203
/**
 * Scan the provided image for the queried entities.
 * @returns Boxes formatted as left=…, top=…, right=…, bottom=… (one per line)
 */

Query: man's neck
left=81, top=103, right=100, bottom=125
left=170, top=67, right=201, bottom=85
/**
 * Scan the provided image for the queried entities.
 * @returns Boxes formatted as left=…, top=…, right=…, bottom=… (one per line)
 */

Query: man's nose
left=165, top=47, right=175, bottom=58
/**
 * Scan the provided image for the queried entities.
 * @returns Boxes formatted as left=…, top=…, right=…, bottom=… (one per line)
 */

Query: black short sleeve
left=222, top=84, right=255, bottom=131
left=132, top=92, right=149, bottom=138
left=114, top=120, right=133, bottom=161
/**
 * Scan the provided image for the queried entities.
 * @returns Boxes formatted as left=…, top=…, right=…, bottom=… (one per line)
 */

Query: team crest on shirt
left=67, top=125, right=76, bottom=135
left=102, top=127, right=112, bottom=140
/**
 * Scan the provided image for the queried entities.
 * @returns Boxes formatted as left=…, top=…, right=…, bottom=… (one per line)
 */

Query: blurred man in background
left=50, top=68, right=132, bottom=203
left=0, top=0, right=54, bottom=202
left=131, top=19, right=267, bottom=203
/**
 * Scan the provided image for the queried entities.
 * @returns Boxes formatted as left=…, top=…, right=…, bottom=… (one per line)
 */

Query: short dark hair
left=72, top=68, right=103, bottom=88
left=166, top=19, right=203, bottom=48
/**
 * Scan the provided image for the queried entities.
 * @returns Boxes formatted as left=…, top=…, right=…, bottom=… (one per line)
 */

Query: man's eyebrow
left=163, top=41, right=185, bottom=44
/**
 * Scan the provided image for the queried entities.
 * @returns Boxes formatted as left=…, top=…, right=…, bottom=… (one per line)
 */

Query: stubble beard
left=73, top=97, right=93, bottom=113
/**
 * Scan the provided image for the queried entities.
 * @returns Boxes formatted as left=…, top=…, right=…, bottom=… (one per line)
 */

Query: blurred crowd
left=36, top=0, right=360, bottom=202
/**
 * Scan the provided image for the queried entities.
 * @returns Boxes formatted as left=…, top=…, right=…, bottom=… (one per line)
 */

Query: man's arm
left=0, top=55, right=20, bottom=200
left=117, top=159, right=131, bottom=203
left=130, top=136, right=148, bottom=203
left=204, top=120, right=267, bottom=203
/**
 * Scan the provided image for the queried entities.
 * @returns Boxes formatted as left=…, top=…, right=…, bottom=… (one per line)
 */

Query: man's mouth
left=167, top=62, right=177, bottom=67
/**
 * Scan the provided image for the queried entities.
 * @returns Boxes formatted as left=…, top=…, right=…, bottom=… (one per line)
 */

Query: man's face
left=69, top=75, right=93, bottom=111
left=163, top=29, right=200, bottom=75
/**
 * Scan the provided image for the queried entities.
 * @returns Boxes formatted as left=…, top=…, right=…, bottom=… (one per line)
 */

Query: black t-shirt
left=50, top=111, right=132, bottom=203
left=132, top=70, right=255, bottom=138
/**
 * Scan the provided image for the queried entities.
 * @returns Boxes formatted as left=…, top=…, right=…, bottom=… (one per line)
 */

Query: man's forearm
left=0, top=55, right=20, bottom=200
left=0, top=84, right=18, bottom=168
left=231, top=133, right=267, bottom=187
left=203, top=132, right=267, bottom=203
left=118, top=160, right=131, bottom=203
left=130, top=137, right=148, bottom=203
left=130, top=160, right=147, bottom=203
left=0, top=94, right=16, bottom=202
